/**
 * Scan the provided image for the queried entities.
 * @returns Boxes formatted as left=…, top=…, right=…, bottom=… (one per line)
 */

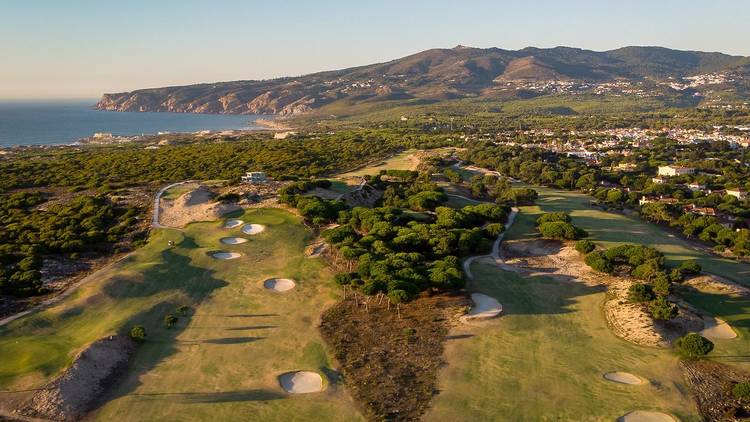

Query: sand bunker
left=461, top=293, right=502, bottom=323
left=699, top=316, right=737, bottom=340
left=213, top=252, right=242, bottom=260
left=264, top=278, right=296, bottom=292
left=224, top=219, right=243, bottom=229
left=617, top=410, right=675, bottom=422
left=603, top=372, right=644, bottom=385
left=220, top=237, right=248, bottom=245
left=242, top=224, right=266, bottom=235
left=278, top=371, right=324, bottom=394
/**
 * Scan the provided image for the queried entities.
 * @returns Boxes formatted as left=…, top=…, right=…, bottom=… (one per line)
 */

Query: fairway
left=506, top=186, right=750, bottom=371
left=0, top=209, right=362, bottom=421
left=426, top=263, right=698, bottom=421
left=508, top=186, right=750, bottom=284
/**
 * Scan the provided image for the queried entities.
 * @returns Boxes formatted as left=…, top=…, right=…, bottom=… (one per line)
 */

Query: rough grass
left=337, top=150, right=418, bottom=178
left=426, top=264, right=698, bottom=421
left=0, top=209, right=361, bottom=421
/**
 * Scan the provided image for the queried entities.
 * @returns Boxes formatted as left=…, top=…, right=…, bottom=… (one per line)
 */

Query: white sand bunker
left=603, top=372, right=644, bottom=385
left=700, top=316, right=737, bottom=340
left=242, top=224, right=266, bottom=235
left=224, top=219, right=243, bottom=229
left=461, top=293, right=502, bottom=323
left=212, top=252, right=242, bottom=260
left=264, top=278, right=296, bottom=292
left=220, top=237, right=248, bottom=245
left=618, top=410, right=675, bottom=422
left=278, top=371, right=324, bottom=394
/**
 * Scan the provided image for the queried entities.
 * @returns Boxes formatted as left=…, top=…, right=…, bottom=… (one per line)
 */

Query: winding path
left=463, top=208, right=518, bottom=280
left=152, top=180, right=194, bottom=228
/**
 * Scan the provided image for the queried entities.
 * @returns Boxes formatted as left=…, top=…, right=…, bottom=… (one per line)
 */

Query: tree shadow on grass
left=471, top=264, right=604, bottom=317
left=179, top=336, right=264, bottom=345
left=129, top=389, right=284, bottom=403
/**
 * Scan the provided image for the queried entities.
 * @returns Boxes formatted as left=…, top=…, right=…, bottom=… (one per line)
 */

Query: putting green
left=0, top=209, right=361, bottom=421
left=426, top=264, right=698, bottom=421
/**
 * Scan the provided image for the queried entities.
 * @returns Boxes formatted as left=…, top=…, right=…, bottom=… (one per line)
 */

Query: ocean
left=0, top=100, right=267, bottom=147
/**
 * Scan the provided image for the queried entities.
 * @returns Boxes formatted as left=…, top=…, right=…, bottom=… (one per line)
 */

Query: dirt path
left=152, top=180, right=194, bottom=228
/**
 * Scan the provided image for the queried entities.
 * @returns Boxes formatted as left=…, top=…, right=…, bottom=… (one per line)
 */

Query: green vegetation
left=575, top=239, right=596, bottom=254
left=674, top=333, right=714, bottom=358
left=128, top=325, right=146, bottom=343
left=426, top=262, right=697, bottom=420
left=0, top=191, right=143, bottom=296
left=0, top=208, right=362, bottom=421
left=535, top=212, right=587, bottom=240
left=732, top=382, right=750, bottom=401
left=320, top=203, right=508, bottom=301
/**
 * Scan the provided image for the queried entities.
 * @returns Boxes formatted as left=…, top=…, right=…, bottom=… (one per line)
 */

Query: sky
left=2, top=0, right=749, bottom=99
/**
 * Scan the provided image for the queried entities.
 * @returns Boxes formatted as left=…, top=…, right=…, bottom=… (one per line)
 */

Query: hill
left=96, top=45, right=750, bottom=116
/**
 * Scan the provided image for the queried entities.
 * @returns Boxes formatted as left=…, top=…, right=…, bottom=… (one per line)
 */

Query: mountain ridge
left=96, top=45, right=750, bottom=116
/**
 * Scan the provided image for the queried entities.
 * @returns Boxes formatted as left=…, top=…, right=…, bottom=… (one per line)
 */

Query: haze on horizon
left=3, top=0, right=750, bottom=100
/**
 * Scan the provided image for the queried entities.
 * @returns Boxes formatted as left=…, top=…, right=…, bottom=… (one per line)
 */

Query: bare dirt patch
left=159, top=185, right=240, bottom=228
left=320, top=292, right=469, bottom=421
left=681, top=359, right=750, bottom=421
left=14, top=335, right=137, bottom=421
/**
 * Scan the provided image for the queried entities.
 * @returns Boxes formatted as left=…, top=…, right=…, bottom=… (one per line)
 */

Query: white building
left=658, top=165, right=695, bottom=176
left=241, top=171, right=267, bottom=184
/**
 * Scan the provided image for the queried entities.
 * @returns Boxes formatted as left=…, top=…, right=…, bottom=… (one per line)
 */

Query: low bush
left=536, top=212, right=570, bottom=226
left=575, top=239, right=596, bottom=254
left=129, top=325, right=146, bottom=342
left=628, top=283, right=655, bottom=303
left=674, top=333, right=714, bottom=358
left=678, top=260, right=702, bottom=275
left=164, top=314, right=178, bottom=328
left=732, top=381, right=750, bottom=401
left=584, top=251, right=614, bottom=273
left=649, top=296, right=678, bottom=320
left=538, top=221, right=580, bottom=240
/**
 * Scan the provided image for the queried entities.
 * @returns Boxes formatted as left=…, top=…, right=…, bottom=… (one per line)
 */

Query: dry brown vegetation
left=320, top=291, right=469, bottom=421
left=681, top=359, right=750, bottom=421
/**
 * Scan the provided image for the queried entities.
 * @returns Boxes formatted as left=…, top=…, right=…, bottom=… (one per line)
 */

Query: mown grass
left=0, top=209, right=362, bottom=421
left=508, top=186, right=750, bottom=284
left=506, top=186, right=750, bottom=371
left=427, top=264, right=697, bottom=421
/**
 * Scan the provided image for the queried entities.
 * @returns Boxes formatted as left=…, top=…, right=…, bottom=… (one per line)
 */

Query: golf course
left=0, top=208, right=362, bottom=421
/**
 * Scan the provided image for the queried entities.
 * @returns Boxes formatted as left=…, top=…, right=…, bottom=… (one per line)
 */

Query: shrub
left=538, top=221, right=579, bottom=240
left=164, top=314, right=178, bottom=328
left=483, top=223, right=505, bottom=238
left=678, top=260, right=702, bottom=275
left=536, top=212, right=570, bottom=226
left=732, top=381, right=750, bottom=401
left=649, top=296, right=678, bottom=320
left=575, top=240, right=596, bottom=254
left=361, top=279, right=387, bottom=295
left=674, top=333, right=714, bottom=358
left=584, top=251, right=614, bottom=273
left=177, top=305, right=190, bottom=316
left=669, top=268, right=684, bottom=283
left=651, top=273, right=672, bottom=296
left=388, top=289, right=411, bottom=303
left=628, top=283, right=655, bottom=303
left=129, top=325, right=146, bottom=342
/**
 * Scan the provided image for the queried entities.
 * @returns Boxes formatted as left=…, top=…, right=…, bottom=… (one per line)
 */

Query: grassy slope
left=426, top=264, right=697, bottom=421
left=0, top=209, right=361, bottom=421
